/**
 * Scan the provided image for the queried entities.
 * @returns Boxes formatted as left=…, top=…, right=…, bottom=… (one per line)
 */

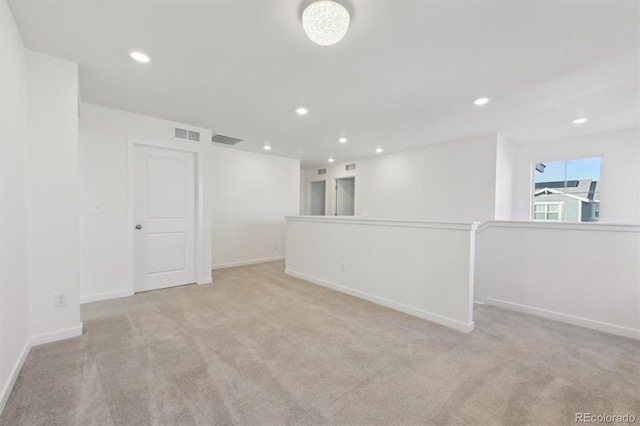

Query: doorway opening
left=309, top=180, right=326, bottom=215
left=335, top=177, right=355, bottom=216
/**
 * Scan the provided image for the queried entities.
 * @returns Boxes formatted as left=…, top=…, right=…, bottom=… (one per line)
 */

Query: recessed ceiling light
left=473, top=97, right=492, bottom=106
left=130, top=51, right=150, bottom=63
left=298, top=150, right=304, bottom=154
left=572, top=117, right=588, bottom=124
left=296, top=107, right=309, bottom=115
left=264, top=143, right=272, bottom=151
left=328, top=157, right=335, bottom=163
left=338, top=137, right=348, bottom=143
left=376, top=148, right=384, bottom=153
left=302, top=0, right=350, bottom=46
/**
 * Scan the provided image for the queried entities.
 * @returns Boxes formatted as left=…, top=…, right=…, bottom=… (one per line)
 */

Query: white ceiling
left=9, top=0, right=639, bottom=167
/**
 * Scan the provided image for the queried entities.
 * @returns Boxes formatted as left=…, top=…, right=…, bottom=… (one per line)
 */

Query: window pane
left=534, top=213, right=545, bottom=220
left=532, top=157, right=602, bottom=223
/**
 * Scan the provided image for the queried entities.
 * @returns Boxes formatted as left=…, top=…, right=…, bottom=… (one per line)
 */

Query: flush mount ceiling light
left=572, top=117, right=588, bottom=124
left=338, top=137, right=348, bottom=143
left=376, top=147, right=384, bottom=153
left=328, top=157, right=335, bottom=163
left=473, top=97, right=492, bottom=106
left=264, top=142, right=272, bottom=151
left=302, top=0, right=350, bottom=46
left=130, top=51, right=150, bottom=63
left=296, top=107, right=309, bottom=115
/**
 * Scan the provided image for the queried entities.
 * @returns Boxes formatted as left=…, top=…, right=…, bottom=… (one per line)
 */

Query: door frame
left=127, top=137, right=211, bottom=295
left=334, top=176, right=356, bottom=216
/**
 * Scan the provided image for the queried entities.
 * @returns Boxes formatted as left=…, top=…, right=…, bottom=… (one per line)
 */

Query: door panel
left=134, top=145, right=196, bottom=292
left=336, top=177, right=355, bottom=216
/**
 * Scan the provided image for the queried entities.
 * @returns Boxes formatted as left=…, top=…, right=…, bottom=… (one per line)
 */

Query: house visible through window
left=533, top=157, right=601, bottom=222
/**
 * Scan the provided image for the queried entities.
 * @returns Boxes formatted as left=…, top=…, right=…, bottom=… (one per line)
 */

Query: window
left=533, top=157, right=601, bottom=222
left=534, top=202, right=562, bottom=221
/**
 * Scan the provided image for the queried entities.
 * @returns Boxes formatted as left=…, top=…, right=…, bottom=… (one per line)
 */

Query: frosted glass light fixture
left=302, top=1, right=350, bottom=46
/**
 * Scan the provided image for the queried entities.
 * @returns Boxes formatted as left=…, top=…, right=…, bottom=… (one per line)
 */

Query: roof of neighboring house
left=534, top=179, right=600, bottom=202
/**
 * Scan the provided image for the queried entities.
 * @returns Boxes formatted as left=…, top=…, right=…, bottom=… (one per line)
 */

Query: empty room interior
left=1, top=0, right=639, bottom=425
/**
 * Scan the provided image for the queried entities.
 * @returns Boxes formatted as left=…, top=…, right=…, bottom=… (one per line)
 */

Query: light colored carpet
left=1, top=261, right=638, bottom=425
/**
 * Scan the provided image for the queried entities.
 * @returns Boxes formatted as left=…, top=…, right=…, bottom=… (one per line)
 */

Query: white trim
left=286, top=216, right=479, bottom=231
left=485, top=298, right=639, bottom=340
left=534, top=187, right=593, bottom=203
left=80, top=290, right=134, bottom=304
left=197, top=277, right=213, bottom=285
left=285, top=269, right=475, bottom=333
left=476, top=220, right=640, bottom=234
left=212, top=257, right=285, bottom=270
left=0, top=340, right=32, bottom=415
left=31, top=323, right=83, bottom=346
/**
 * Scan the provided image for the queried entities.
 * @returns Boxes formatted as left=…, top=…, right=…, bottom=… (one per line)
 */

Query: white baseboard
left=31, top=323, right=83, bottom=346
left=80, top=290, right=133, bottom=304
left=212, top=256, right=285, bottom=270
left=285, top=269, right=474, bottom=333
left=197, top=277, right=213, bottom=285
left=0, top=339, right=32, bottom=415
left=486, top=298, right=640, bottom=340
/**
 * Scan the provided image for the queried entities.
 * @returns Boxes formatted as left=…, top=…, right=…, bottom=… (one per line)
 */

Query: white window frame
left=533, top=202, right=563, bottom=222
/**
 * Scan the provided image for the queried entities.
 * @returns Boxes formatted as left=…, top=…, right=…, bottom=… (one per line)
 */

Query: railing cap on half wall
left=476, top=220, right=640, bottom=234
left=285, top=216, right=479, bottom=231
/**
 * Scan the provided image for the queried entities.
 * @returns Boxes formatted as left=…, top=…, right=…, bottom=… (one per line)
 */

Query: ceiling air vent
left=174, top=127, right=200, bottom=142
left=212, top=134, right=243, bottom=145
left=345, top=163, right=356, bottom=171
left=318, top=168, right=327, bottom=175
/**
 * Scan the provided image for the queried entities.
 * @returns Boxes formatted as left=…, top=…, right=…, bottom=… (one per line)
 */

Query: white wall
left=286, top=216, right=477, bottom=332
left=475, top=221, right=640, bottom=339
left=357, top=135, right=498, bottom=222
left=494, top=135, right=515, bottom=220
left=79, top=103, right=213, bottom=302
left=211, top=145, right=300, bottom=269
left=25, top=51, right=82, bottom=343
left=0, top=0, right=30, bottom=411
left=512, top=128, right=640, bottom=224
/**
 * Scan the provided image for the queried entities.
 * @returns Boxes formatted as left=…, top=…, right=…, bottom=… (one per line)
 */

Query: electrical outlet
left=273, top=243, right=278, bottom=250
left=341, top=263, right=346, bottom=273
left=54, top=293, right=67, bottom=308
left=93, top=204, right=103, bottom=215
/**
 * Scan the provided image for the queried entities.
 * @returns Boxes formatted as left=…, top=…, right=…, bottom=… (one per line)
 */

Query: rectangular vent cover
left=174, top=127, right=200, bottom=142
left=212, top=134, right=243, bottom=145
left=345, top=163, right=356, bottom=171
left=318, top=168, right=327, bottom=175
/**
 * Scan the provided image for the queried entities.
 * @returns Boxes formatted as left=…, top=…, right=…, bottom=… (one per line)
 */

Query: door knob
left=135, top=224, right=142, bottom=230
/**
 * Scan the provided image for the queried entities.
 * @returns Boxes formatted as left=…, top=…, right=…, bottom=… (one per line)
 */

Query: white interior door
left=134, top=145, right=196, bottom=292
left=336, top=177, right=355, bottom=216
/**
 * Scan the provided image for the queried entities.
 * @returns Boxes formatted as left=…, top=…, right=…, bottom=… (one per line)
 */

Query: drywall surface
left=0, top=0, right=30, bottom=412
left=211, top=145, right=300, bottom=269
left=512, top=128, right=640, bottom=224
left=475, top=221, right=640, bottom=339
left=79, top=103, right=213, bottom=302
left=495, top=135, right=515, bottom=220
left=25, top=51, right=81, bottom=341
left=302, top=135, right=498, bottom=222
left=285, top=216, right=477, bottom=332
